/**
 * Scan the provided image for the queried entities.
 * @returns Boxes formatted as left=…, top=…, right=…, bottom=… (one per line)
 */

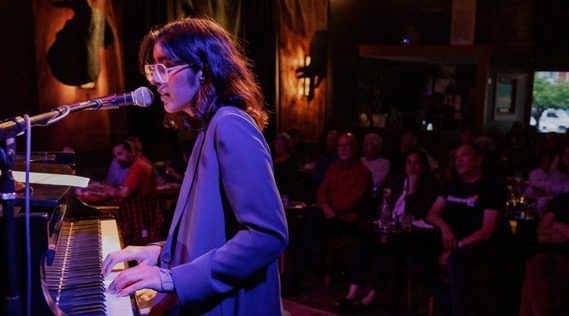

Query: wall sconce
left=295, top=30, right=328, bottom=102
left=296, top=55, right=311, bottom=99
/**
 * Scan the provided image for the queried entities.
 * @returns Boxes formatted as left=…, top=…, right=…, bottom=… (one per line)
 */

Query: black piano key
left=43, top=218, right=135, bottom=316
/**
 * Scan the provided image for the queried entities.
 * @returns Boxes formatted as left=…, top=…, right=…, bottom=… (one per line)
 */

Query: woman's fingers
left=102, top=245, right=161, bottom=277
left=102, top=251, right=125, bottom=277
left=102, top=247, right=137, bottom=276
left=108, top=265, right=161, bottom=296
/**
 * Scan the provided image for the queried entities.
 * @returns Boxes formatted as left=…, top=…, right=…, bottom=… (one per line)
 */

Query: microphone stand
left=1, top=130, right=21, bottom=316
left=0, top=100, right=126, bottom=316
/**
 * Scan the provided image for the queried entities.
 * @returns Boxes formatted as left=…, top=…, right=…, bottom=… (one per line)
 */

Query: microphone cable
left=23, top=114, right=31, bottom=316
left=45, top=105, right=70, bottom=125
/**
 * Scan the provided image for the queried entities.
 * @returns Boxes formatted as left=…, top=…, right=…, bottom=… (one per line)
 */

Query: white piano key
left=104, top=272, right=135, bottom=316
left=100, top=219, right=127, bottom=271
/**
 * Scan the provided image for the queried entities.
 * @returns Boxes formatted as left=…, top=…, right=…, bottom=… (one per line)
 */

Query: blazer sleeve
left=170, top=111, right=289, bottom=303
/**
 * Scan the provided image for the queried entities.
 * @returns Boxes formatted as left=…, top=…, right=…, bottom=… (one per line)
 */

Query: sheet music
left=11, top=171, right=89, bottom=188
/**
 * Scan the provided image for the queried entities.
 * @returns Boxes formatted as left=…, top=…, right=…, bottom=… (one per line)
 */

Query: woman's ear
left=198, top=70, right=205, bottom=83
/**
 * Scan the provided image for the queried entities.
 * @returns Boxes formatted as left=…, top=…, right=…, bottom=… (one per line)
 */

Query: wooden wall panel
left=32, top=0, right=125, bottom=151
left=278, top=0, right=328, bottom=142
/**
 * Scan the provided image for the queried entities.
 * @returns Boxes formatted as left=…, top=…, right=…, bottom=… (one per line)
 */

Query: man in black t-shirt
left=427, top=143, right=508, bottom=316
left=520, top=192, right=569, bottom=316
left=441, top=175, right=507, bottom=241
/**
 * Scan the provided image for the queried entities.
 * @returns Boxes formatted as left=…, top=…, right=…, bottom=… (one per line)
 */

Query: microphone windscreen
left=133, top=87, right=154, bottom=107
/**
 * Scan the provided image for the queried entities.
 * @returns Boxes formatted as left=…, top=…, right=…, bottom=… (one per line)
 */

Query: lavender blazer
left=152, top=106, right=288, bottom=315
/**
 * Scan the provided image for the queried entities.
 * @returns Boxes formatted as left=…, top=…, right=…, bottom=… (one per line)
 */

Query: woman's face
left=405, top=153, right=425, bottom=176
left=151, top=44, right=202, bottom=116
left=274, top=138, right=288, bottom=155
left=454, top=145, right=482, bottom=177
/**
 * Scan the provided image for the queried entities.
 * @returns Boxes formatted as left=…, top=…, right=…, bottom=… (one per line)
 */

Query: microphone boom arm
left=0, top=87, right=153, bottom=140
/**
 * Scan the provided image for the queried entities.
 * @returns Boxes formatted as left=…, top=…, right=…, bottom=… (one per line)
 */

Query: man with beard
left=106, top=140, right=163, bottom=245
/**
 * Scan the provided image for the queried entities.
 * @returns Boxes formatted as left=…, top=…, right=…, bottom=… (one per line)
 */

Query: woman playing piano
left=101, top=18, right=288, bottom=315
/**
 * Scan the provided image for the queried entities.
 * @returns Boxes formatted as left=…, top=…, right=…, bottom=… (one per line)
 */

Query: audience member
left=548, top=145, right=569, bottom=195
left=524, top=151, right=555, bottom=214
left=475, top=135, right=505, bottom=179
left=105, top=140, right=163, bottom=245
left=161, top=139, right=193, bottom=184
left=458, top=126, right=477, bottom=146
left=317, top=133, right=373, bottom=222
left=426, top=143, right=509, bottom=316
left=286, top=133, right=372, bottom=295
left=543, top=133, right=561, bottom=157
left=312, top=129, right=339, bottom=185
left=501, top=121, right=533, bottom=176
left=107, top=153, right=129, bottom=188
left=287, top=127, right=306, bottom=164
left=360, top=133, right=390, bottom=197
left=336, top=149, right=439, bottom=310
left=272, top=132, right=300, bottom=201
left=520, top=192, right=569, bottom=316
left=388, top=130, right=417, bottom=175
left=59, top=144, right=76, bottom=153
left=106, top=137, right=147, bottom=187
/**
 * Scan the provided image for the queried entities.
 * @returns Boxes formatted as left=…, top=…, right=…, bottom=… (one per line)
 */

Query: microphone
left=70, top=86, right=154, bottom=110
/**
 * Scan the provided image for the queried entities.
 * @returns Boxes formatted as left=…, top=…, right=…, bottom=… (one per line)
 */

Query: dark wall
left=328, top=0, right=568, bottom=133
left=0, top=1, right=38, bottom=119
left=328, top=0, right=453, bottom=130
left=534, top=0, right=569, bottom=69
left=122, top=0, right=175, bottom=162
left=241, top=0, right=277, bottom=138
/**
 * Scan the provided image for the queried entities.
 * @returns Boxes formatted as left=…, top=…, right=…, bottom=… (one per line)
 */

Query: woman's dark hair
left=274, top=132, right=294, bottom=155
left=406, top=148, right=434, bottom=181
left=139, top=18, right=268, bottom=130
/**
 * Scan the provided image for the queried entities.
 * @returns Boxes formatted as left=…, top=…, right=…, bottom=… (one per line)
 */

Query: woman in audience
left=548, top=145, right=569, bottom=195
left=272, top=132, right=300, bottom=202
left=524, top=151, right=555, bottom=214
left=426, top=143, right=509, bottom=316
left=335, top=149, right=439, bottom=310
left=519, top=191, right=569, bottom=316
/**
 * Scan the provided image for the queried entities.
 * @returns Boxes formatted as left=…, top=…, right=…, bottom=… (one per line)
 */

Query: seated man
left=106, top=137, right=147, bottom=187
left=283, top=133, right=372, bottom=296
left=520, top=192, right=569, bottom=316
left=309, top=133, right=372, bottom=283
left=318, top=133, right=373, bottom=222
left=426, top=143, right=509, bottom=316
left=106, top=140, right=163, bottom=245
left=360, top=132, right=390, bottom=198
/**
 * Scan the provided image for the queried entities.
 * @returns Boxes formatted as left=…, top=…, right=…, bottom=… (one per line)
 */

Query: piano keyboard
left=44, top=219, right=135, bottom=316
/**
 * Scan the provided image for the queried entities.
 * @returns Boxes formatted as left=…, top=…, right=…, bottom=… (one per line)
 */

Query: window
left=530, top=71, right=569, bottom=133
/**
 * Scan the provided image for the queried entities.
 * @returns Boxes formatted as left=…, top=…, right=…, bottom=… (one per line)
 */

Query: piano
left=0, top=152, right=139, bottom=315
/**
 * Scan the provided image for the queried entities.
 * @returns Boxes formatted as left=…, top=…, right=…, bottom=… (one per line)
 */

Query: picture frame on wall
left=494, top=74, right=517, bottom=116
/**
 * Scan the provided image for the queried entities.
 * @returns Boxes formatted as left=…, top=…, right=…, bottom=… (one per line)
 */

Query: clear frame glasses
left=144, top=63, right=191, bottom=84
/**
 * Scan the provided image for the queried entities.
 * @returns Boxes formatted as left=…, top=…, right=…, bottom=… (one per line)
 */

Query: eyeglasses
left=144, top=63, right=191, bottom=84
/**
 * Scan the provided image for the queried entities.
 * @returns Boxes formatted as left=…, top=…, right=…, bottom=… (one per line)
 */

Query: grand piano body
left=0, top=153, right=138, bottom=315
